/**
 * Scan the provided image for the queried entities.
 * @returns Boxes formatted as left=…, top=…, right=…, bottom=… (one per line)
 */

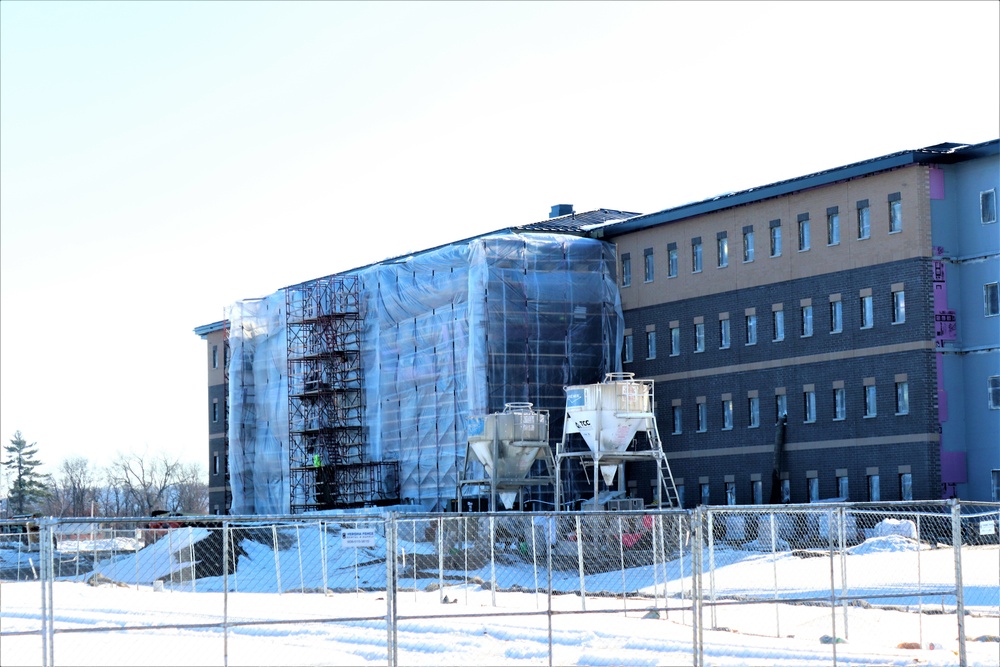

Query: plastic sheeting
left=227, top=232, right=623, bottom=514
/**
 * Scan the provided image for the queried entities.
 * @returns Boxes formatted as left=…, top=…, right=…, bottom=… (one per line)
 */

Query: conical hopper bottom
left=499, top=492, right=517, bottom=510
left=600, top=464, right=618, bottom=488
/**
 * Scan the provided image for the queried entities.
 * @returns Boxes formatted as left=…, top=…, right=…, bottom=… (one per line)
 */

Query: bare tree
left=172, top=462, right=209, bottom=514
left=107, top=449, right=186, bottom=516
left=43, top=456, right=99, bottom=517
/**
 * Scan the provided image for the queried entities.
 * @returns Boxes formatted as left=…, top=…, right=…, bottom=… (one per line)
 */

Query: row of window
left=666, top=378, right=910, bottom=435
left=675, top=470, right=912, bottom=507
left=624, top=288, right=905, bottom=362
left=623, top=189, right=998, bottom=287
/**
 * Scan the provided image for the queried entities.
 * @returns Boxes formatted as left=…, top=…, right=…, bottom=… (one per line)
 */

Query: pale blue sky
left=2, top=1, right=998, bottom=475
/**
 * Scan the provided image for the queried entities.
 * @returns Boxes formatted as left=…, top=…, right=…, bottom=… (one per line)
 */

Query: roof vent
left=550, top=204, right=574, bottom=218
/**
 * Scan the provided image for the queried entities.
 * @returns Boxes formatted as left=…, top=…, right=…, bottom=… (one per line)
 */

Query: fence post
left=707, top=509, right=716, bottom=629
left=575, top=514, right=586, bottom=612
left=546, top=515, right=554, bottom=667
left=386, top=514, right=398, bottom=667
left=39, top=517, right=55, bottom=667
left=222, top=520, right=230, bottom=667
left=951, top=500, right=966, bottom=666
left=692, top=508, right=704, bottom=667
left=826, top=509, right=838, bottom=667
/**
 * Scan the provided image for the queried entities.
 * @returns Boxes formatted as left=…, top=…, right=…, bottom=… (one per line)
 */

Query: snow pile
left=846, top=534, right=927, bottom=555
left=873, top=518, right=918, bottom=539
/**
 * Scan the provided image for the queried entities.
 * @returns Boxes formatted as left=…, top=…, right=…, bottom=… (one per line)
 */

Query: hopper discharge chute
left=458, top=403, right=555, bottom=512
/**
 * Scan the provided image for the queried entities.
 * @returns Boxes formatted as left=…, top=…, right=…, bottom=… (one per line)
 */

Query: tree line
left=1, top=431, right=208, bottom=518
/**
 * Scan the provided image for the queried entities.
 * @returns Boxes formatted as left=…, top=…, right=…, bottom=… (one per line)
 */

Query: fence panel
left=0, top=518, right=46, bottom=667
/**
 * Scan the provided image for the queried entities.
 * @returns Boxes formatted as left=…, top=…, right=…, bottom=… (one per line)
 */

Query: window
left=646, top=331, right=656, bottom=360
left=769, top=220, right=782, bottom=257
left=801, top=305, right=813, bottom=337
left=668, top=245, right=678, bottom=278
left=797, top=214, right=810, bottom=251
left=623, top=334, right=633, bottom=363
left=888, top=193, right=902, bottom=233
left=983, top=188, right=998, bottom=224
left=807, top=477, right=819, bottom=502
left=694, top=322, right=705, bottom=352
left=868, top=475, right=881, bottom=502
left=751, top=480, right=763, bottom=505
left=621, top=254, right=631, bottom=287
left=830, top=299, right=843, bottom=333
left=717, top=234, right=729, bottom=268
left=892, top=289, right=906, bottom=324
left=772, top=309, right=784, bottom=342
left=725, top=482, right=737, bottom=505
left=985, top=282, right=999, bottom=317
left=993, top=471, right=1000, bottom=502
left=857, top=200, right=870, bottom=239
left=743, top=227, right=754, bottom=262
left=697, top=402, right=707, bottom=432
left=803, top=389, right=816, bottom=423
left=212, top=345, right=219, bottom=369
left=780, top=479, right=791, bottom=503
left=860, top=294, right=873, bottom=329
left=989, top=376, right=1000, bottom=409
left=837, top=475, right=849, bottom=500
left=776, top=394, right=787, bottom=421
left=748, top=396, right=760, bottom=428
left=212, top=399, right=219, bottom=423
left=672, top=405, right=683, bottom=434
left=644, top=249, right=654, bottom=282
left=895, top=381, right=909, bottom=415
left=692, top=238, right=703, bottom=273
left=899, top=473, right=913, bottom=501
left=722, top=399, right=733, bottom=430
left=700, top=483, right=710, bottom=506
left=669, top=325, right=680, bottom=356
left=720, top=318, right=731, bottom=349
left=833, top=387, right=846, bottom=420
left=676, top=484, right=686, bottom=508
left=746, top=314, right=757, bottom=345
left=213, top=454, right=220, bottom=476
left=827, top=207, right=840, bottom=245
left=864, top=383, right=877, bottom=418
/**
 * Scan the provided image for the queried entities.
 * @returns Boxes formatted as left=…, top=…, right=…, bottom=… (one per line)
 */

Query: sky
left=2, top=1, right=999, bottom=478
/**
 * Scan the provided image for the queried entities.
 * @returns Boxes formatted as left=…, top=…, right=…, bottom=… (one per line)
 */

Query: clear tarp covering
left=227, top=232, right=622, bottom=514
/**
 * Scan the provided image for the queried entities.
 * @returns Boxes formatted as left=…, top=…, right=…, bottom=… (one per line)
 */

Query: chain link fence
left=1, top=501, right=997, bottom=666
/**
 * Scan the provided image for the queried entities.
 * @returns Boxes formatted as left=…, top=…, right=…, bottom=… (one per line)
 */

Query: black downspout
left=768, top=414, right=788, bottom=505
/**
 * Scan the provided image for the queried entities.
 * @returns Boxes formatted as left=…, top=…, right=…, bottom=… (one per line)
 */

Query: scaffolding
left=286, top=276, right=399, bottom=511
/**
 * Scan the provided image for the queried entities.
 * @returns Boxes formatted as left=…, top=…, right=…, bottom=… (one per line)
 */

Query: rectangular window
left=212, top=400, right=219, bottom=423
left=803, top=390, right=816, bottom=423
left=837, top=475, right=849, bottom=500
left=717, top=234, right=729, bottom=268
left=672, top=406, right=683, bottom=434
left=772, top=309, right=784, bottom=342
left=692, top=238, right=703, bottom=273
left=748, top=396, right=760, bottom=428
left=669, top=325, right=680, bottom=356
left=751, top=480, right=763, bottom=505
left=725, top=482, right=737, bottom=506
left=888, top=193, right=902, bottom=233
left=621, top=254, right=631, bottom=287
left=623, top=334, right=633, bottom=363
left=746, top=314, right=757, bottom=345
left=780, top=479, right=791, bottom=503
left=212, top=345, right=219, bottom=369
left=776, top=394, right=787, bottom=421
left=213, top=454, right=220, bottom=476
left=989, top=376, right=1000, bottom=409
left=868, top=475, right=881, bottom=502
left=807, top=477, right=819, bottom=502
left=676, top=484, right=686, bottom=508
left=827, top=207, right=840, bottom=245
left=719, top=318, right=731, bottom=349
left=694, top=322, right=705, bottom=353
left=743, top=227, right=754, bottom=262
left=697, top=402, right=707, bottom=432
left=895, top=381, right=909, bottom=415
left=798, top=214, right=810, bottom=251
left=644, top=249, right=654, bottom=282
left=892, top=289, right=906, bottom=324
left=668, top=245, right=678, bottom=278
left=861, top=294, right=873, bottom=329
left=646, top=331, right=656, bottom=360
left=700, top=483, right=710, bottom=506
left=899, top=473, right=913, bottom=501
left=985, top=282, right=999, bottom=317
left=857, top=200, right=870, bottom=239
left=801, top=305, right=813, bottom=337
left=983, top=188, right=998, bottom=224
left=833, top=387, right=846, bottom=420
left=830, top=299, right=843, bottom=333
left=722, top=399, right=733, bottom=430
left=864, top=384, right=877, bottom=418
left=769, top=220, right=782, bottom=257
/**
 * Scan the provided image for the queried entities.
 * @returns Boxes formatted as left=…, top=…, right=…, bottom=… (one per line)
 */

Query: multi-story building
left=606, top=140, right=999, bottom=504
left=194, top=320, right=229, bottom=514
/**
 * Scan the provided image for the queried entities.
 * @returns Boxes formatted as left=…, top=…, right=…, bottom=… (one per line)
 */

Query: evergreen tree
left=2, top=431, right=50, bottom=514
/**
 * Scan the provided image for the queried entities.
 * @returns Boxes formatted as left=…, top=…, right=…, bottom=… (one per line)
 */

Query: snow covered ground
left=1, top=521, right=998, bottom=666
